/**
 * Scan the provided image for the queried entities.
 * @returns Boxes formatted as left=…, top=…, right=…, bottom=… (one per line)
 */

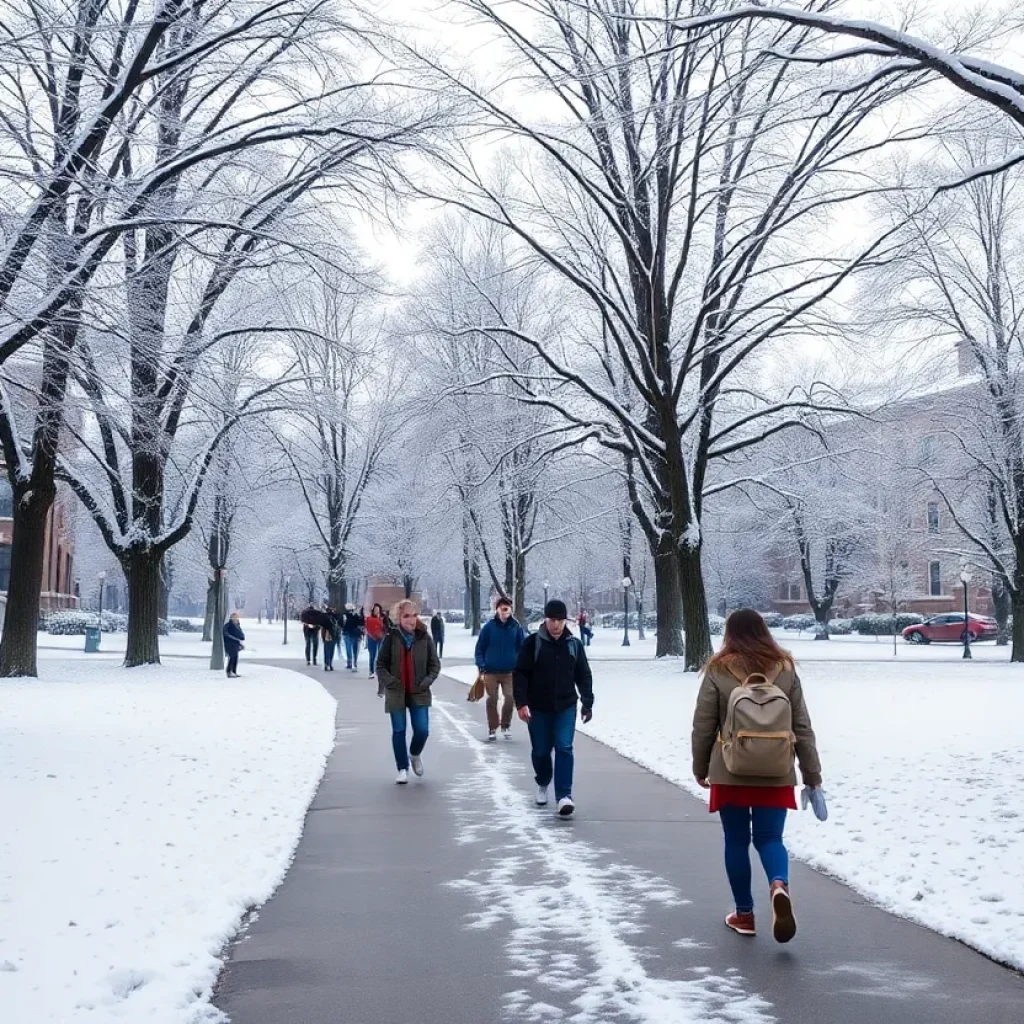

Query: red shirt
left=365, top=615, right=386, bottom=641
left=709, top=784, right=796, bottom=813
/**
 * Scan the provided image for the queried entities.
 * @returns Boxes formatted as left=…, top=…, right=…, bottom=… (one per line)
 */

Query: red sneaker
left=770, top=881, right=797, bottom=943
left=725, top=911, right=756, bottom=936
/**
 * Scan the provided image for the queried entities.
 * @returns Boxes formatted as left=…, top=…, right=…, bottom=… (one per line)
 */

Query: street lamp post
left=97, top=571, right=106, bottom=631
left=960, top=566, right=973, bottom=660
left=543, top=579, right=549, bottom=608
left=621, top=576, right=632, bottom=647
left=282, top=576, right=290, bottom=645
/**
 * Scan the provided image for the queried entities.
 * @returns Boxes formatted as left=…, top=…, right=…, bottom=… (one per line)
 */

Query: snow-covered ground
left=0, top=657, right=336, bottom=1023
left=444, top=654, right=1024, bottom=970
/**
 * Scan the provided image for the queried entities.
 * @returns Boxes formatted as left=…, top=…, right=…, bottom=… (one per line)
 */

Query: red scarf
left=400, top=643, right=415, bottom=694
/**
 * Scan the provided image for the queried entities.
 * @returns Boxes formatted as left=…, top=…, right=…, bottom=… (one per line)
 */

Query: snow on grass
left=443, top=653, right=1024, bottom=969
left=0, top=659, right=336, bottom=1023
left=433, top=700, right=775, bottom=1023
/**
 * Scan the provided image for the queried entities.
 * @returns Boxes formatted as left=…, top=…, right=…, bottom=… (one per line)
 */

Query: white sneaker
left=535, top=785, right=549, bottom=806
left=411, top=755, right=424, bottom=777
left=557, top=796, right=575, bottom=817
left=501, top=727, right=511, bottom=739
left=487, top=730, right=497, bottom=742
left=396, top=769, right=408, bottom=785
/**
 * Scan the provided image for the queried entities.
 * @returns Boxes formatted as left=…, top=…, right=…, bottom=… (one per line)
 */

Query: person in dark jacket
left=223, top=611, right=246, bottom=678
left=321, top=606, right=341, bottom=671
left=376, top=599, right=441, bottom=784
left=513, top=599, right=593, bottom=817
left=475, top=596, right=527, bottom=740
left=430, top=610, right=446, bottom=658
left=300, top=603, right=321, bottom=665
left=342, top=604, right=365, bottom=671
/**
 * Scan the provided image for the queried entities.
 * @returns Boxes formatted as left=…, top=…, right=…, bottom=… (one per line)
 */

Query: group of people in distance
left=299, top=601, right=448, bottom=677
left=312, top=592, right=825, bottom=944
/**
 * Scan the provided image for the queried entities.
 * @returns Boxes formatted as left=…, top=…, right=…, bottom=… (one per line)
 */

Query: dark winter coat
left=322, top=613, right=342, bottom=644
left=513, top=625, right=593, bottom=714
left=475, top=615, right=526, bottom=673
left=376, top=624, right=441, bottom=714
left=342, top=610, right=365, bottom=637
left=223, top=620, right=245, bottom=656
left=430, top=613, right=445, bottom=642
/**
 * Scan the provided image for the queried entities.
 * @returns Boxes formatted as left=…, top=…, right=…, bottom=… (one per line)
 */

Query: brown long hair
left=706, top=609, right=794, bottom=676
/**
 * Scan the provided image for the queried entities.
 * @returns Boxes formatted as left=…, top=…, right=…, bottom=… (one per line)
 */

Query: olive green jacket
left=691, top=662, right=823, bottom=787
left=376, top=625, right=440, bottom=714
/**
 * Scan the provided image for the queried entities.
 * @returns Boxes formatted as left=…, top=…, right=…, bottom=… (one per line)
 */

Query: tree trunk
left=636, top=597, right=645, bottom=640
left=159, top=564, right=171, bottom=621
left=124, top=549, right=163, bottom=667
left=514, top=551, right=527, bottom=625
left=1011, top=589, right=1024, bottom=663
left=993, top=576, right=1011, bottom=646
left=470, top=560, right=482, bottom=636
left=0, top=485, right=56, bottom=677
left=202, top=580, right=216, bottom=641
left=812, top=603, right=831, bottom=640
left=678, top=542, right=712, bottom=671
left=652, top=542, right=684, bottom=658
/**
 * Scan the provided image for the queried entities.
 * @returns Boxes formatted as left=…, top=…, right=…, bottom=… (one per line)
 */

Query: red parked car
left=902, top=614, right=998, bottom=644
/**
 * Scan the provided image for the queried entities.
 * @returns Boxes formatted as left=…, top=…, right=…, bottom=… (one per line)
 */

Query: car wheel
left=906, top=631, right=927, bottom=644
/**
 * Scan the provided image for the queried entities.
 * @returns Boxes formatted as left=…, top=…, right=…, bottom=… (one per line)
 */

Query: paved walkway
left=214, top=664, right=1022, bottom=1023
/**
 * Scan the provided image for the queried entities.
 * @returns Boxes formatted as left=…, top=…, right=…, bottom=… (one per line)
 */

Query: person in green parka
left=376, top=599, right=441, bottom=785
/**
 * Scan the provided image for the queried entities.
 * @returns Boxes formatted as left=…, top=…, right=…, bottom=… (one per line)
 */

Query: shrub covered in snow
left=169, top=617, right=203, bottom=633
left=760, top=612, right=784, bottom=628
left=782, top=613, right=817, bottom=631
left=828, top=618, right=854, bottom=635
left=45, top=611, right=170, bottom=635
left=851, top=612, right=924, bottom=635
left=442, top=610, right=465, bottom=624
left=708, top=614, right=726, bottom=635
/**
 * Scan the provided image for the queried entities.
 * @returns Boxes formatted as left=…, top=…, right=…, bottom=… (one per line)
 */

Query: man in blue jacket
left=475, top=596, right=526, bottom=740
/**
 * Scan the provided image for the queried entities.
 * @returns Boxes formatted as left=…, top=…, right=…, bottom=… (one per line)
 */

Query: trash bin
left=84, top=627, right=101, bottom=653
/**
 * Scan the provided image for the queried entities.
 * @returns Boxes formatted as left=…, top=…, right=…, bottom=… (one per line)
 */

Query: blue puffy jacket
left=475, top=615, right=526, bottom=673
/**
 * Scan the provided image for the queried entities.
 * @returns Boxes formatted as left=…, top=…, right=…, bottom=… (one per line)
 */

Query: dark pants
left=304, top=630, right=319, bottom=663
left=390, top=705, right=429, bottom=770
left=719, top=806, right=789, bottom=914
left=528, top=706, right=576, bottom=800
left=367, top=636, right=381, bottom=674
left=226, top=651, right=239, bottom=676
left=323, top=640, right=336, bottom=669
left=344, top=634, right=361, bottom=668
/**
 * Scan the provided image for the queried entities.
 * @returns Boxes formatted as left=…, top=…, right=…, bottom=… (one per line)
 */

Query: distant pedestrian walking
left=223, top=612, right=246, bottom=678
left=513, top=599, right=593, bottom=818
left=691, top=608, right=824, bottom=944
left=475, top=596, right=526, bottom=740
left=322, top=607, right=341, bottom=671
left=576, top=609, right=593, bottom=646
left=342, top=604, right=365, bottom=671
left=430, top=610, right=446, bottom=658
left=376, top=600, right=440, bottom=785
left=301, top=603, right=321, bottom=666
left=365, top=603, right=387, bottom=678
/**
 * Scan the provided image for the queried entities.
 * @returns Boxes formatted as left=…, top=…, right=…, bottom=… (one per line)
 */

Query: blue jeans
left=390, top=705, right=429, bottom=770
left=323, top=640, right=336, bottom=669
left=344, top=634, right=361, bottom=668
left=719, top=806, right=789, bottom=914
left=367, top=636, right=381, bottom=674
left=528, top=707, right=576, bottom=800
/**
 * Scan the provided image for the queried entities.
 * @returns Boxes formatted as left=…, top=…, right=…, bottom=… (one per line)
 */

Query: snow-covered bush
left=828, top=618, right=854, bottom=636
left=442, top=610, right=465, bottom=624
left=169, top=617, right=203, bottom=633
left=760, top=612, right=784, bottom=628
left=852, top=612, right=924, bottom=635
left=45, top=611, right=169, bottom=635
left=708, top=614, right=726, bottom=635
left=782, top=613, right=817, bottom=631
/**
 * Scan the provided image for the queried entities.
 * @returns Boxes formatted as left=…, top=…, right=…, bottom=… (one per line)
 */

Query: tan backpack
left=720, top=668, right=795, bottom=777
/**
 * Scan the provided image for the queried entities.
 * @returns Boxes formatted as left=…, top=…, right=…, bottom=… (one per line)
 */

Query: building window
left=927, top=502, right=940, bottom=534
left=779, top=582, right=788, bottom=600
left=0, top=544, right=9, bottom=591
left=789, top=583, right=801, bottom=601
left=0, top=479, right=11, bottom=518
left=929, top=561, right=942, bottom=596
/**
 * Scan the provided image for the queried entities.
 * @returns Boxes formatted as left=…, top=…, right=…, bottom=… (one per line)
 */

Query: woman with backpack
left=691, top=608, right=823, bottom=944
